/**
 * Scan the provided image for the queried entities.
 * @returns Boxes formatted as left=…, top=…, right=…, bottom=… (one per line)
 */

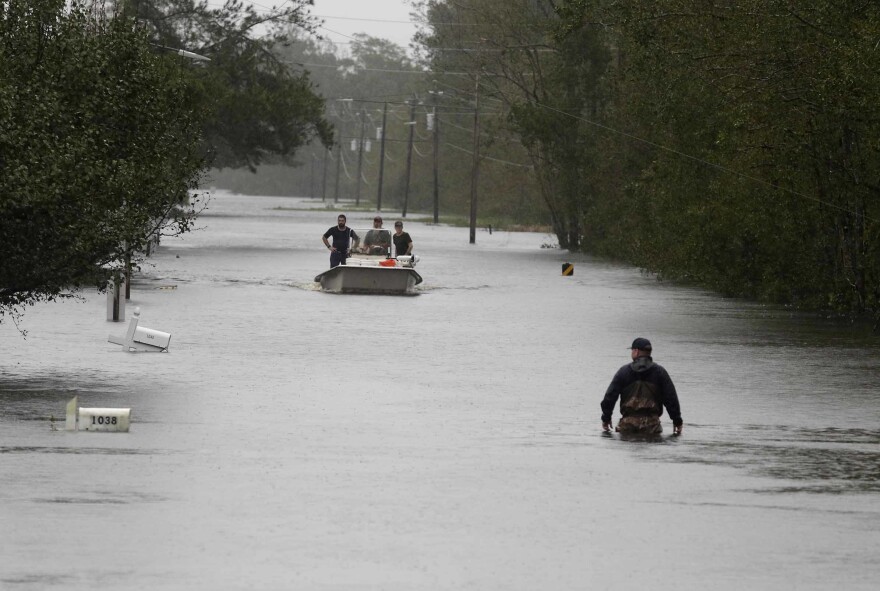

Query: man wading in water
left=601, top=338, right=683, bottom=435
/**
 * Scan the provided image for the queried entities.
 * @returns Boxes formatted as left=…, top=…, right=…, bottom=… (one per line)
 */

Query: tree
left=0, top=0, right=207, bottom=322
left=204, top=9, right=551, bottom=228
left=559, top=0, right=880, bottom=319
left=113, top=0, right=333, bottom=170
left=418, top=0, right=609, bottom=248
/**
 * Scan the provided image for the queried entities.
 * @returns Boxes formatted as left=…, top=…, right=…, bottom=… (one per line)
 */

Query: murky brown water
left=2, top=192, right=879, bottom=590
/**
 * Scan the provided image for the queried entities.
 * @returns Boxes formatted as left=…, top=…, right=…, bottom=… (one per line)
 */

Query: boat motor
left=397, top=255, right=419, bottom=268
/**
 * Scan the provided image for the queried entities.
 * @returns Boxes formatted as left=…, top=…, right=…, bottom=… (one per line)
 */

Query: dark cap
left=394, top=220, right=403, bottom=227
left=629, top=337, right=652, bottom=351
left=374, top=216, right=382, bottom=222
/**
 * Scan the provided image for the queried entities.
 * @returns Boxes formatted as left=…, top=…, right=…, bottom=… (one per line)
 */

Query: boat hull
left=314, top=265, right=422, bottom=294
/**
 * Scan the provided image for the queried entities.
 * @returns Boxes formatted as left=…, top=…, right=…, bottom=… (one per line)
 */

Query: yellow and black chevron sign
left=562, top=262, right=574, bottom=276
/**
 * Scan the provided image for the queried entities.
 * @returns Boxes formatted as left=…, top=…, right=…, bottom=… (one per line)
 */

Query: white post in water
left=65, top=396, right=78, bottom=431
left=106, top=275, right=126, bottom=321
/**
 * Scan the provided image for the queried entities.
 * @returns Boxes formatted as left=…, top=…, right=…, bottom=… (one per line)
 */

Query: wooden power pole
left=402, top=97, right=417, bottom=217
left=376, top=102, right=387, bottom=211
left=469, top=71, right=481, bottom=244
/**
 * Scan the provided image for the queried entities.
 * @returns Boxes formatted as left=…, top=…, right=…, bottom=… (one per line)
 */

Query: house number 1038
left=91, top=416, right=119, bottom=426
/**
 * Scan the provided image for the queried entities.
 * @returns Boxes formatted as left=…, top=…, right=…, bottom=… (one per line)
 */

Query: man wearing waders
left=601, top=338, right=683, bottom=435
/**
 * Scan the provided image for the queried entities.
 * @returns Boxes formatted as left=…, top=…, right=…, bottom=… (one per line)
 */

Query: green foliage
left=208, top=25, right=545, bottom=226
left=117, top=0, right=332, bottom=170
left=552, top=0, right=880, bottom=320
left=416, top=0, right=612, bottom=246
left=397, top=0, right=880, bottom=320
left=0, top=0, right=207, bottom=318
left=198, top=4, right=552, bottom=226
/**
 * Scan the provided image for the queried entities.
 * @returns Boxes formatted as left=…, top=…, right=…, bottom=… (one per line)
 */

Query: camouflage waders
left=615, top=415, right=662, bottom=434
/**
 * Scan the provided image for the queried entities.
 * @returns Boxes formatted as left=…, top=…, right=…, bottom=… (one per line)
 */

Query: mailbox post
left=106, top=275, right=126, bottom=321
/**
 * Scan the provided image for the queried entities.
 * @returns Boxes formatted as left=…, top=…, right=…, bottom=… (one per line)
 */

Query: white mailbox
left=64, top=397, right=131, bottom=433
left=108, top=308, right=171, bottom=352
left=133, top=325, right=171, bottom=350
left=78, top=407, right=131, bottom=432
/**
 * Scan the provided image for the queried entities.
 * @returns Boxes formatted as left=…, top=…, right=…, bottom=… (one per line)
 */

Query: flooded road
left=2, top=192, right=879, bottom=590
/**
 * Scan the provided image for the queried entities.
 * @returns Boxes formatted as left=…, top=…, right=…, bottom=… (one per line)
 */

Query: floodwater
left=2, top=192, right=879, bottom=590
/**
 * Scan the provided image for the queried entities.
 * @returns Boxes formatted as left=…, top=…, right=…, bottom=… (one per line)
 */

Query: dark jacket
left=601, top=356, right=683, bottom=426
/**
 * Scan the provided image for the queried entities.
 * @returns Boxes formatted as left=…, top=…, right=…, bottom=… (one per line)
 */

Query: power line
left=367, top=53, right=869, bottom=220
left=288, top=60, right=450, bottom=75
left=530, top=100, right=874, bottom=221
left=314, top=14, right=418, bottom=26
left=444, top=142, right=533, bottom=170
left=412, top=143, right=429, bottom=159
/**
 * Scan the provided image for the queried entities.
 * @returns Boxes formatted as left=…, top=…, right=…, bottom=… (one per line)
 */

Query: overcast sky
left=208, top=1, right=420, bottom=52
left=310, top=0, right=420, bottom=49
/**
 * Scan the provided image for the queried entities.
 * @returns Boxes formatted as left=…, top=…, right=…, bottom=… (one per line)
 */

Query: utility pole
left=376, top=102, right=388, bottom=211
left=355, top=108, right=366, bottom=206
left=335, top=99, right=352, bottom=204
left=402, top=96, right=417, bottom=217
left=333, top=142, right=342, bottom=204
left=469, top=71, right=481, bottom=244
left=308, top=150, right=315, bottom=198
left=321, top=147, right=329, bottom=202
left=430, top=85, right=443, bottom=224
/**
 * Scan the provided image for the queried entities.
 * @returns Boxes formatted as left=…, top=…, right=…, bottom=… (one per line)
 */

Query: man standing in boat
left=392, top=220, right=413, bottom=257
left=322, top=214, right=359, bottom=268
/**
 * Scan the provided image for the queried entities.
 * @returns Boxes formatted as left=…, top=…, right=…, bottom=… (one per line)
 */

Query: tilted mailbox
left=108, top=308, right=171, bottom=352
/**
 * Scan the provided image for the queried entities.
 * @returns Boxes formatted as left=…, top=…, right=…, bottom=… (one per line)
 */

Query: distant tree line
left=210, top=29, right=552, bottom=228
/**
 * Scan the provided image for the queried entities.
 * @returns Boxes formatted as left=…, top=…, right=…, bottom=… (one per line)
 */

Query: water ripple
left=0, top=446, right=164, bottom=456
left=647, top=425, right=880, bottom=494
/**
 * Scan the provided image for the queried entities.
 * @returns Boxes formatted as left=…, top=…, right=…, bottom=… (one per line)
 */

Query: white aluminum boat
left=314, top=257, right=422, bottom=294
left=315, top=226, right=422, bottom=294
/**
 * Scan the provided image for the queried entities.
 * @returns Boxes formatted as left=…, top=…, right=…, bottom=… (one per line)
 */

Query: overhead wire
left=323, top=64, right=867, bottom=219
left=443, top=142, right=533, bottom=170
left=412, top=143, right=429, bottom=159
left=258, top=5, right=863, bottom=221
left=528, top=99, right=874, bottom=220
left=338, top=144, right=354, bottom=181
